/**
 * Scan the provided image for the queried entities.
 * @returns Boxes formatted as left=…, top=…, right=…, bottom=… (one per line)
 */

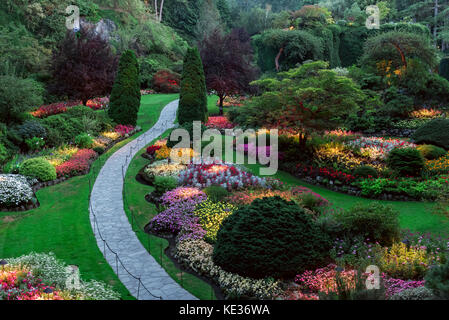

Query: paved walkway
left=89, top=100, right=196, bottom=300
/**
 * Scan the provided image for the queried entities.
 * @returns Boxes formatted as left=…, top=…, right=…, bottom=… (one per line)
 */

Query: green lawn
left=207, top=95, right=220, bottom=115
left=0, top=94, right=178, bottom=300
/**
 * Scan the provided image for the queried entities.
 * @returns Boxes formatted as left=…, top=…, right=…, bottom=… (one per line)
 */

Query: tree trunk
left=275, top=47, right=284, bottom=72
left=154, top=0, right=158, bottom=19
left=392, top=42, right=407, bottom=69
left=159, top=0, right=164, bottom=22
left=434, top=0, right=439, bottom=47
left=219, top=95, right=224, bottom=116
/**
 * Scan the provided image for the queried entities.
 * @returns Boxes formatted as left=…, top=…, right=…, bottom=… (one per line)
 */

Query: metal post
left=103, top=240, right=106, bottom=258
left=137, top=279, right=141, bottom=299
left=116, top=255, right=119, bottom=277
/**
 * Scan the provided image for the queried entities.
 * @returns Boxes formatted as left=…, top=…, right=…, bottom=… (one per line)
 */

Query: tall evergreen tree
left=108, top=50, right=141, bottom=126
left=178, top=47, right=207, bottom=125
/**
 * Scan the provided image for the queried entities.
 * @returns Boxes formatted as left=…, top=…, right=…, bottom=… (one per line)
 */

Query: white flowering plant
left=0, top=174, right=35, bottom=208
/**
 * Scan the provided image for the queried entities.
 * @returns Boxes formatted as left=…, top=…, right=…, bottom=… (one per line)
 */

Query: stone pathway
left=89, top=100, right=196, bottom=300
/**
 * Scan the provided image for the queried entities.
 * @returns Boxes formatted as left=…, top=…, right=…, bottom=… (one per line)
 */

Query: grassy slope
left=0, top=94, right=178, bottom=299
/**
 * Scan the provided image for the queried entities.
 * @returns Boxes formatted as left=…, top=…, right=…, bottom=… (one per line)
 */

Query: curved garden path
left=89, top=100, right=196, bottom=300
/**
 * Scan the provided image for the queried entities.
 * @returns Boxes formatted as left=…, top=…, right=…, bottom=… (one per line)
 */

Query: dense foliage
left=108, top=50, right=141, bottom=126
left=213, top=196, right=332, bottom=279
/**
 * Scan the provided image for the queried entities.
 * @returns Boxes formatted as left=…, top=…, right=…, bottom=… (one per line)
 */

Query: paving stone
left=89, top=100, right=197, bottom=300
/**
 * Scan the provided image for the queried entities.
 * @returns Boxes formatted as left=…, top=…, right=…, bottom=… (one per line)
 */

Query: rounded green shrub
left=334, top=202, right=400, bottom=246
left=203, top=186, right=229, bottom=202
left=353, top=165, right=378, bottom=178
left=386, top=147, right=425, bottom=177
left=153, top=176, right=178, bottom=197
left=18, top=120, right=47, bottom=140
left=19, top=157, right=56, bottom=182
left=417, top=144, right=446, bottom=160
left=93, top=146, right=105, bottom=155
left=413, top=119, right=449, bottom=150
left=74, top=133, right=93, bottom=148
left=42, top=115, right=83, bottom=145
left=213, top=196, right=332, bottom=279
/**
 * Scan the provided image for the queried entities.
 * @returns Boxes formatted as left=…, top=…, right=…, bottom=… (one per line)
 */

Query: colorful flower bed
left=114, top=125, right=135, bottom=137
left=178, top=161, right=270, bottom=191
left=86, top=97, right=109, bottom=110
left=205, top=116, right=234, bottom=130
left=194, top=200, right=236, bottom=243
left=144, top=159, right=187, bottom=179
left=425, top=153, right=449, bottom=175
left=0, top=252, right=119, bottom=300
left=55, top=149, right=97, bottom=178
left=160, top=187, right=207, bottom=207
left=31, top=101, right=82, bottom=118
left=410, top=108, right=443, bottom=119
left=295, top=163, right=356, bottom=184
left=347, top=137, right=416, bottom=160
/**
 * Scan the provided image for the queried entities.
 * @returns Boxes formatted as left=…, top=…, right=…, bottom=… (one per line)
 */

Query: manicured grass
left=207, top=95, right=220, bottom=116
left=123, top=133, right=217, bottom=300
left=0, top=94, right=178, bottom=300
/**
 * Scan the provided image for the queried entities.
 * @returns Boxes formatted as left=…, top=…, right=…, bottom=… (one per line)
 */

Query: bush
left=353, top=165, right=378, bottom=178
left=152, top=69, right=180, bottom=93
left=413, top=119, right=449, bottom=150
left=108, top=50, right=141, bottom=126
left=25, top=137, right=45, bottom=152
left=153, top=176, right=178, bottom=197
left=203, top=186, right=229, bottom=202
left=334, top=202, right=400, bottom=246
left=213, top=196, right=332, bottom=279
left=75, top=133, right=94, bottom=149
left=19, top=157, right=56, bottom=182
left=178, top=47, right=207, bottom=125
left=425, top=259, right=449, bottom=299
left=0, top=142, right=9, bottom=165
left=93, top=146, right=105, bottom=155
left=390, top=287, right=434, bottom=300
left=386, top=147, right=425, bottom=177
left=0, top=174, right=34, bottom=208
left=42, top=115, right=83, bottom=146
left=18, top=120, right=47, bottom=140
left=417, top=144, right=447, bottom=160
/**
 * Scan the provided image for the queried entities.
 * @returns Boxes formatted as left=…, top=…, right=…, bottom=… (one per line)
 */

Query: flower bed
left=56, top=149, right=97, bottom=178
left=0, top=174, right=36, bottom=209
left=205, top=116, right=234, bottom=130
left=1, top=252, right=119, bottom=300
left=160, top=187, right=207, bottom=207
left=143, top=160, right=187, bottom=180
left=31, top=101, right=82, bottom=118
left=178, top=161, right=271, bottom=191
left=86, top=97, right=109, bottom=110
left=347, top=137, right=416, bottom=160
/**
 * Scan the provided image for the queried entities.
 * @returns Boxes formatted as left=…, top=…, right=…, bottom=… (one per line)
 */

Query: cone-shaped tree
left=178, top=47, right=207, bottom=125
left=108, top=50, right=141, bottom=126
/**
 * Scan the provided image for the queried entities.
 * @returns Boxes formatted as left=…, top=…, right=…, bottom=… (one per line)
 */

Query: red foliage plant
left=56, top=149, right=97, bottom=178
left=152, top=70, right=180, bottom=93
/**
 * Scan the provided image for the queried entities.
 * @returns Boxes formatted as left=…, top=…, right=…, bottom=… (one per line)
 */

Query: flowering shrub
left=225, top=189, right=295, bottom=206
left=146, top=145, right=161, bottom=156
left=178, top=161, right=270, bottom=191
left=114, top=125, right=135, bottom=136
left=31, top=101, right=81, bottom=118
left=160, top=187, right=207, bottom=207
left=194, top=200, right=236, bottom=243
left=347, top=137, right=416, bottom=160
left=205, top=116, right=234, bottom=129
left=86, top=97, right=109, bottom=110
left=217, top=96, right=246, bottom=107
left=0, top=174, right=35, bottom=208
left=425, top=153, right=449, bottom=175
left=410, top=108, right=443, bottom=119
left=147, top=201, right=198, bottom=236
left=152, top=70, right=180, bottom=93
left=155, top=145, right=171, bottom=160
left=380, top=242, right=439, bottom=280
left=45, top=146, right=79, bottom=167
left=56, top=149, right=97, bottom=178
left=175, top=239, right=281, bottom=299
left=2, top=252, right=119, bottom=300
left=291, top=186, right=329, bottom=207
left=144, top=160, right=186, bottom=179
left=296, top=163, right=356, bottom=184
left=100, top=131, right=121, bottom=141
left=382, top=274, right=425, bottom=299
left=294, top=264, right=357, bottom=295
left=314, top=142, right=364, bottom=170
